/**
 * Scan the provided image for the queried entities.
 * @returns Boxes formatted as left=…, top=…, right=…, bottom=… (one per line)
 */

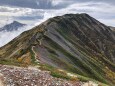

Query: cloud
left=0, top=0, right=115, bottom=9
left=98, top=19, right=115, bottom=26
left=0, top=0, right=69, bottom=9
left=0, top=11, right=56, bottom=47
left=0, top=6, right=45, bottom=26
left=0, top=6, right=35, bottom=16
left=0, top=1, right=115, bottom=26
left=52, top=0, right=64, bottom=6
left=0, top=24, right=35, bottom=47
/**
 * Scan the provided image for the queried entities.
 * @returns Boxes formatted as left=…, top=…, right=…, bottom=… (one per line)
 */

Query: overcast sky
left=0, top=0, right=115, bottom=47
left=0, top=0, right=115, bottom=27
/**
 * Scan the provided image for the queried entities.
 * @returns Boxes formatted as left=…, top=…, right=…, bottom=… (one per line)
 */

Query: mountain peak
left=12, top=21, right=21, bottom=24
left=63, top=13, right=89, bottom=16
left=47, top=13, right=95, bottom=24
left=11, top=21, right=25, bottom=26
left=0, top=21, right=26, bottom=31
left=54, top=13, right=90, bottom=19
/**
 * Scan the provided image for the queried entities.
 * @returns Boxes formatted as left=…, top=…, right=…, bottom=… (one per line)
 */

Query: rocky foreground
left=0, top=65, right=99, bottom=86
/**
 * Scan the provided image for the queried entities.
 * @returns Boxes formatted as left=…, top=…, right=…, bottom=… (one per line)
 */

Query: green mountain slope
left=0, top=13, right=115, bottom=85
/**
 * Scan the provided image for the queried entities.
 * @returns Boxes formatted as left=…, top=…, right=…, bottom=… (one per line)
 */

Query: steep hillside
left=0, top=13, right=115, bottom=85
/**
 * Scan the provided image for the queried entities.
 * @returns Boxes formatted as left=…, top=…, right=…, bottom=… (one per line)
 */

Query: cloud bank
left=0, top=25, right=33, bottom=47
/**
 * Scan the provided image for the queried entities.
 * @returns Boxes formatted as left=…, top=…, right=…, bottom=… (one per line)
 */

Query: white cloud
left=0, top=24, right=35, bottom=47
left=99, top=19, right=115, bottom=26
left=34, top=12, right=55, bottom=26
left=0, top=6, right=35, bottom=17
left=0, top=2, right=115, bottom=26
left=65, top=2, right=115, bottom=14
left=36, top=0, right=40, bottom=6
left=51, top=0, right=66, bottom=6
left=0, top=11, right=55, bottom=47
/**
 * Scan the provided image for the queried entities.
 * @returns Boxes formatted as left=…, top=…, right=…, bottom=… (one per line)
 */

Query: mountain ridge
left=0, top=13, right=115, bottom=85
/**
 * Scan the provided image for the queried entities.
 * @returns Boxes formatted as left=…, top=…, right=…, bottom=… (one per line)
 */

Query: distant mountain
left=0, top=13, right=115, bottom=86
left=109, top=26, right=115, bottom=31
left=109, top=26, right=115, bottom=35
left=0, top=21, right=26, bottom=32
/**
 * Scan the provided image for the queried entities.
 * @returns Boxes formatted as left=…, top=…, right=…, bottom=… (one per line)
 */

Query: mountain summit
left=0, top=13, right=115, bottom=85
left=0, top=21, right=26, bottom=31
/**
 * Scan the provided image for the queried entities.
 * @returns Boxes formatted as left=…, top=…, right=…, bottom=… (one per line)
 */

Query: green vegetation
left=39, top=64, right=78, bottom=81
left=0, top=59, right=21, bottom=66
left=29, top=48, right=36, bottom=63
left=29, top=47, right=39, bottom=65
left=39, top=63, right=108, bottom=86
left=76, top=74, right=108, bottom=86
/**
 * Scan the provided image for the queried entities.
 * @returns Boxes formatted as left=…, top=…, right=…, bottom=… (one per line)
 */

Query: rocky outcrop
left=0, top=65, right=83, bottom=86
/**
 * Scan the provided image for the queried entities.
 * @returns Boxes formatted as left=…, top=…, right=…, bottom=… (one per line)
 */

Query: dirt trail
left=32, top=46, right=40, bottom=63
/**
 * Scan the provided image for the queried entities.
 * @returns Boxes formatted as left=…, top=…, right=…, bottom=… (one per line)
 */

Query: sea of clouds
left=0, top=12, right=54, bottom=47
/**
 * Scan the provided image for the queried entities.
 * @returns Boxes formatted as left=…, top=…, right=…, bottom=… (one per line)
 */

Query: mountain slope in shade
left=0, top=21, right=26, bottom=32
left=0, top=13, right=115, bottom=85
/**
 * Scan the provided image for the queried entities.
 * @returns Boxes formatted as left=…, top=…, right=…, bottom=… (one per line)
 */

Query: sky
left=0, top=0, right=115, bottom=46
left=0, top=0, right=115, bottom=26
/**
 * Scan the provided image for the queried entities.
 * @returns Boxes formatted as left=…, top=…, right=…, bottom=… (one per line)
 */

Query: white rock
left=82, top=81, right=98, bottom=86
